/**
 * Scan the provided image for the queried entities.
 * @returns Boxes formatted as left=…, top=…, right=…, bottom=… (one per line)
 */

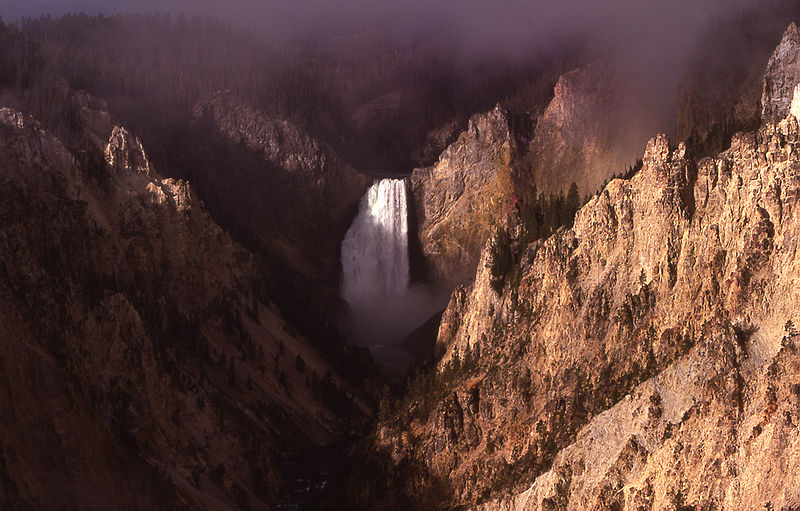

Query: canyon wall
left=354, top=27, right=800, bottom=510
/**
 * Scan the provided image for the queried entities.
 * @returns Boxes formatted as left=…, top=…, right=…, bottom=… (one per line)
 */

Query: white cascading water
left=340, top=178, right=449, bottom=369
left=341, top=178, right=410, bottom=310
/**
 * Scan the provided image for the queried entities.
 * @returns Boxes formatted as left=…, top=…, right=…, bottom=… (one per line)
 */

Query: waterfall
left=341, top=179, right=409, bottom=310
left=340, top=178, right=449, bottom=368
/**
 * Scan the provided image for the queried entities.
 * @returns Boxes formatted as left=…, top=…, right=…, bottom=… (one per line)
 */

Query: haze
left=1, top=0, right=774, bottom=142
left=0, top=0, right=763, bottom=52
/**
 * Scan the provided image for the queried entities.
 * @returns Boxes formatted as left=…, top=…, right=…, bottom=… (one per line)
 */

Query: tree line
left=0, top=13, right=573, bottom=173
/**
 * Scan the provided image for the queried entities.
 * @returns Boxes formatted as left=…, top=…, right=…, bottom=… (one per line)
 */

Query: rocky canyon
left=2, top=3, right=800, bottom=511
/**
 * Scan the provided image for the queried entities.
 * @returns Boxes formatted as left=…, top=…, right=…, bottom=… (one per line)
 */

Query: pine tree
left=565, top=182, right=580, bottom=227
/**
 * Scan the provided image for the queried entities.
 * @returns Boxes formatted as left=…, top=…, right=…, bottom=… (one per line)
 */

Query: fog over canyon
left=2, top=1, right=800, bottom=510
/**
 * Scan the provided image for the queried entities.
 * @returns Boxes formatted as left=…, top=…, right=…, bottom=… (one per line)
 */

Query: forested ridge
left=0, top=13, right=573, bottom=173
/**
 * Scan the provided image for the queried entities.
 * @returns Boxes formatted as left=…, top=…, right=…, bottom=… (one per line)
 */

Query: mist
left=0, top=0, right=765, bottom=50
left=341, top=283, right=452, bottom=370
left=1, top=0, right=779, bottom=140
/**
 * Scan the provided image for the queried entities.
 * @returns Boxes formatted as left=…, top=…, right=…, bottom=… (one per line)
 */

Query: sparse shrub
left=462, top=343, right=476, bottom=373
left=785, top=319, right=797, bottom=337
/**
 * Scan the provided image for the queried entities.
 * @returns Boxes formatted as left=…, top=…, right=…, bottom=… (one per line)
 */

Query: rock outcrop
left=411, top=119, right=465, bottom=168
left=174, top=92, right=371, bottom=343
left=188, top=92, right=369, bottom=279
left=0, top=96, right=369, bottom=509
left=762, top=22, right=800, bottom=123
left=355, top=65, right=800, bottom=508
left=408, top=64, right=644, bottom=287
left=673, top=7, right=800, bottom=154
left=524, top=62, right=641, bottom=196
left=409, top=105, right=517, bottom=285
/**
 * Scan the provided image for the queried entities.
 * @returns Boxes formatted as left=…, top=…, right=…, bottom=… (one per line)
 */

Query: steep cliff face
left=762, top=22, right=800, bottom=123
left=411, top=119, right=465, bottom=169
left=477, top=115, right=800, bottom=510
left=188, top=92, right=368, bottom=278
left=358, top=69, right=800, bottom=508
left=525, top=62, right=641, bottom=196
left=674, top=7, right=800, bottom=154
left=0, top=97, right=368, bottom=509
left=408, top=63, right=641, bottom=288
left=409, top=105, right=517, bottom=285
left=176, top=92, right=369, bottom=334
